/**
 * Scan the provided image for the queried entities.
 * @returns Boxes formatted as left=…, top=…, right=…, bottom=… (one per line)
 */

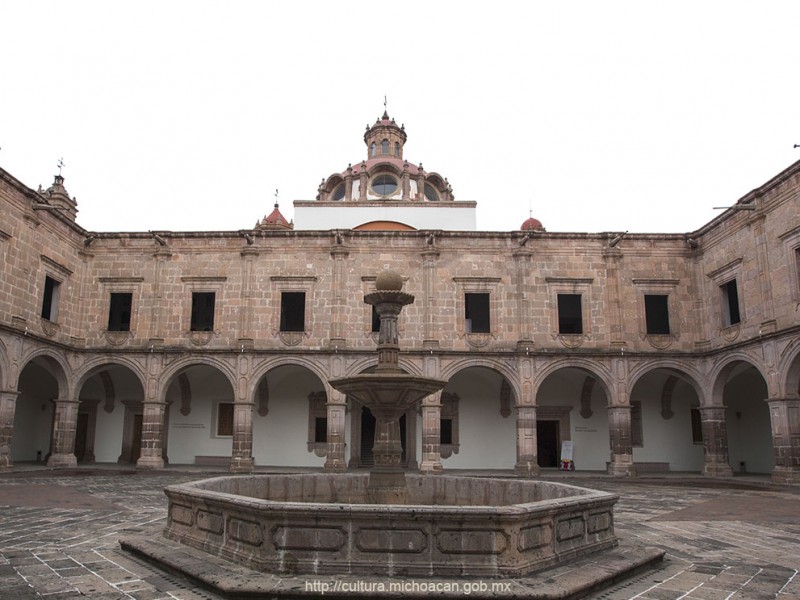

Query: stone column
left=344, top=164, right=354, bottom=201
left=421, top=248, right=440, bottom=347
left=767, top=397, right=800, bottom=484
left=358, top=164, right=367, bottom=201
left=238, top=246, right=259, bottom=343
left=512, top=248, right=534, bottom=348
left=47, top=398, right=80, bottom=468
left=230, top=401, right=255, bottom=473
left=515, top=405, right=539, bottom=477
left=0, top=390, right=20, bottom=471
left=700, top=405, right=733, bottom=477
left=324, top=390, right=347, bottom=471
left=420, top=391, right=443, bottom=473
left=348, top=404, right=362, bottom=468
left=607, top=405, right=637, bottom=477
left=136, top=401, right=166, bottom=469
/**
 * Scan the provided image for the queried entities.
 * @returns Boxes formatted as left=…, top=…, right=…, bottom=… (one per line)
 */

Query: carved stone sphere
left=375, top=270, right=403, bottom=291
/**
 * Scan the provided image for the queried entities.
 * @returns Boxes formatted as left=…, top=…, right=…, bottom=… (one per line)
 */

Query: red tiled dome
left=521, top=217, right=544, bottom=231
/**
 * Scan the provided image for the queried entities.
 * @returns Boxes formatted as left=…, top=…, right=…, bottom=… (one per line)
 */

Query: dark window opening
left=280, top=291, right=305, bottom=332
left=108, top=292, right=133, bottom=331
left=440, top=419, right=454, bottom=445
left=394, top=141, right=400, bottom=156
left=190, top=292, right=215, bottom=331
left=217, top=402, right=234, bottom=436
left=631, top=401, right=643, bottom=447
left=691, top=408, right=703, bottom=444
left=557, top=294, right=583, bottom=334
left=381, top=139, right=389, bottom=155
left=371, top=305, right=380, bottom=332
left=721, top=279, right=741, bottom=326
left=465, top=293, right=490, bottom=333
left=314, top=417, right=328, bottom=443
left=41, top=275, right=60, bottom=321
left=644, top=294, right=670, bottom=335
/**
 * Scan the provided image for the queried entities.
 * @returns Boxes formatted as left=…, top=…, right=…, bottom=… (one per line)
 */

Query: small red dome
left=521, top=217, right=544, bottom=231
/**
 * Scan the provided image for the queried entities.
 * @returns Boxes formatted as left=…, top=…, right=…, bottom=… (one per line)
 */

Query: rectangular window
left=440, top=418, right=454, bottom=445
left=644, top=294, right=670, bottom=335
left=464, top=292, right=490, bottom=333
left=190, top=292, right=215, bottom=331
left=107, top=292, right=133, bottom=331
left=721, top=279, right=741, bottom=326
left=631, top=401, right=643, bottom=447
left=280, top=291, right=306, bottom=332
left=217, top=402, right=234, bottom=437
left=314, top=417, right=328, bottom=443
left=691, top=408, right=703, bottom=444
left=557, top=294, right=583, bottom=334
left=41, top=275, right=61, bottom=321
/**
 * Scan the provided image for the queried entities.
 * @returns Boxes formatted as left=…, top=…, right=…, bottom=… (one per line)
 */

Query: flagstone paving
left=0, top=468, right=797, bottom=599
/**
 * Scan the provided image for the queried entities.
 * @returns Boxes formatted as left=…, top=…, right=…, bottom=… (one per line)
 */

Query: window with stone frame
left=107, top=292, right=133, bottom=332
left=41, top=275, right=61, bottom=321
left=216, top=402, right=234, bottom=437
left=464, top=292, right=490, bottom=333
left=631, top=401, right=643, bottom=447
left=557, top=294, right=583, bottom=334
left=280, top=291, right=306, bottom=332
left=644, top=294, right=670, bottom=335
left=190, top=292, right=215, bottom=331
left=720, top=279, right=741, bottom=326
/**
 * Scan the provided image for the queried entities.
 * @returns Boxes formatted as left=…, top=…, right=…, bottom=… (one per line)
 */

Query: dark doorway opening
left=537, top=420, right=560, bottom=468
left=130, top=414, right=143, bottom=464
left=359, top=407, right=406, bottom=468
left=75, top=413, right=89, bottom=462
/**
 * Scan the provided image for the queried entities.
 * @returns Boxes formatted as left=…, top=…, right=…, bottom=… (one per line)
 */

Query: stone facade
left=1, top=115, right=799, bottom=483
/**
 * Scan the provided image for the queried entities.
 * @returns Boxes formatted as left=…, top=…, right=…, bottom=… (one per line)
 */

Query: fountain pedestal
left=329, top=272, right=446, bottom=503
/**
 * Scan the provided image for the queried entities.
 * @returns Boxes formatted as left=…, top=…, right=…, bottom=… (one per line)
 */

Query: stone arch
left=779, top=338, right=800, bottom=398
left=439, top=361, right=519, bottom=470
left=72, top=356, right=146, bottom=399
left=73, top=359, right=146, bottom=464
left=628, top=359, right=706, bottom=405
left=367, top=162, right=403, bottom=177
left=710, top=354, right=772, bottom=474
left=248, top=355, right=329, bottom=401
left=158, top=356, right=237, bottom=403
left=18, top=349, right=70, bottom=396
left=710, top=353, right=768, bottom=404
left=533, top=358, right=615, bottom=403
left=628, top=361, right=706, bottom=473
left=249, top=360, right=328, bottom=468
left=440, top=358, right=522, bottom=402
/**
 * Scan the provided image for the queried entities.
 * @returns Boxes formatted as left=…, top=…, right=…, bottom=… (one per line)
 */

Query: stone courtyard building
left=1, top=112, right=799, bottom=484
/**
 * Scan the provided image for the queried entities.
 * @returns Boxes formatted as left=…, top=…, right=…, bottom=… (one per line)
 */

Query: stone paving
left=0, top=467, right=798, bottom=599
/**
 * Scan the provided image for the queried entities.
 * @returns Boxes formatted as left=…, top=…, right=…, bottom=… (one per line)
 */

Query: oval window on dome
left=424, top=183, right=439, bottom=201
left=371, top=174, right=398, bottom=196
left=331, top=183, right=345, bottom=201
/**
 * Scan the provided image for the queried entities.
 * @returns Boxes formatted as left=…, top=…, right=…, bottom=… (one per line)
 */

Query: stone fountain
left=120, top=271, right=654, bottom=597
left=327, top=269, right=447, bottom=504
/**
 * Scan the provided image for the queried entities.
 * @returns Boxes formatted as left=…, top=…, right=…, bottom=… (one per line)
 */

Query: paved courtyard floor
left=0, top=466, right=798, bottom=599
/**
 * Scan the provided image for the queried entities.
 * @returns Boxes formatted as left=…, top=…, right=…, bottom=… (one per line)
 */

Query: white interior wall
left=11, top=363, right=55, bottom=461
left=724, top=370, right=773, bottom=473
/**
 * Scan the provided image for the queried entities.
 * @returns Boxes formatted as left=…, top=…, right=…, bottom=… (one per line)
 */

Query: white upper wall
left=293, top=201, right=477, bottom=231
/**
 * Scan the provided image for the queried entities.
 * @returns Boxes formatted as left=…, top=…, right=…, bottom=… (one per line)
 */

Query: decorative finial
left=382, top=95, right=389, bottom=120
left=274, top=188, right=279, bottom=208
left=57, top=157, right=65, bottom=176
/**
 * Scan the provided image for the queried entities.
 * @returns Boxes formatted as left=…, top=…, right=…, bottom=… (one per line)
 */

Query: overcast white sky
left=2, top=1, right=799, bottom=234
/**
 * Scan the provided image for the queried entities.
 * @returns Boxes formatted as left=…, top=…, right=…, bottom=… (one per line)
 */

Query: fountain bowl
left=162, top=473, right=618, bottom=577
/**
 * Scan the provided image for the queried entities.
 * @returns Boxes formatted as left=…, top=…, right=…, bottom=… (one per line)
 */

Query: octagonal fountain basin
left=163, top=473, right=618, bottom=578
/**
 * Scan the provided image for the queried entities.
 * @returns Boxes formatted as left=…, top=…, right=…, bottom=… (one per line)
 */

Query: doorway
left=537, top=420, right=560, bottom=468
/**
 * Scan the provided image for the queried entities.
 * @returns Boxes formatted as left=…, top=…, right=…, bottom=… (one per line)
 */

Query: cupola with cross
left=293, top=109, right=476, bottom=231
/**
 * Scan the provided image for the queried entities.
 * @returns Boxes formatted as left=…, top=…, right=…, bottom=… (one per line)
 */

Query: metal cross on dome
left=57, top=157, right=65, bottom=175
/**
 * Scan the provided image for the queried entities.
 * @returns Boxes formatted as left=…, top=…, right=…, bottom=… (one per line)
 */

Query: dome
left=521, top=217, right=545, bottom=231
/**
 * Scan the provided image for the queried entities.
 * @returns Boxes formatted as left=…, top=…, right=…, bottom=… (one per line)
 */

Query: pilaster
left=700, top=405, right=733, bottom=477
left=324, top=390, right=347, bottom=471
left=47, top=398, right=80, bottom=468
left=230, top=400, right=255, bottom=473
left=767, top=397, right=800, bottom=484
left=136, top=400, right=166, bottom=469
left=0, top=390, right=20, bottom=471
left=515, top=405, right=539, bottom=477
left=420, top=391, right=443, bottom=473
left=607, top=405, right=637, bottom=477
